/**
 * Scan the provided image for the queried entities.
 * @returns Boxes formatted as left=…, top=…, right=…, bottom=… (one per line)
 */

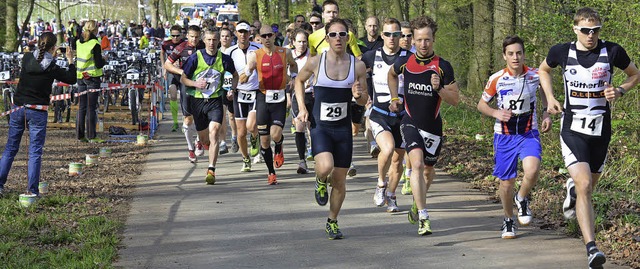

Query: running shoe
left=408, top=200, right=418, bottom=225
left=267, top=173, right=278, bottom=185
left=89, top=138, right=105, bottom=143
left=374, top=184, right=387, bottom=207
left=325, top=220, right=344, bottom=240
left=563, top=178, right=576, bottom=220
left=387, top=196, right=399, bottom=212
left=418, top=218, right=432, bottom=236
left=501, top=218, right=517, bottom=239
left=205, top=170, right=216, bottom=185
left=306, top=148, right=313, bottom=161
left=250, top=135, right=259, bottom=157
left=253, top=154, right=264, bottom=164
left=195, top=141, right=205, bottom=156
left=274, top=151, right=284, bottom=168
left=219, top=142, right=229, bottom=155
left=188, top=150, right=197, bottom=163
left=171, top=122, right=179, bottom=132
left=297, top=161, right=309, bottom=174
left=231, top=137, right=239, bottom=153
left=370, top=144, right=380, bottom=158
left=241, top=158, right=251, bottom=172
left=314, top=177, right=328, bottom=206
left=514, top=195, right=532, bottom=226
left=401, top=180, right=412, bottom=195
left=587, top=247, right=606, bottom=269
left=347, top=163, right=357, bottom=177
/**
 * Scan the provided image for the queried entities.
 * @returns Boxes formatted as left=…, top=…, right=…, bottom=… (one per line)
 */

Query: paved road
left=116, top=122, right=627, bottom=269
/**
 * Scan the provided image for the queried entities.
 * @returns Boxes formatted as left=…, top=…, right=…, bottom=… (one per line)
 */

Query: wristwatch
left=616, top=86, right=626, bottom=96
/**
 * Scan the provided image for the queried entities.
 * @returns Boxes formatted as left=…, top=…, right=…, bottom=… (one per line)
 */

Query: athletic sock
left=261, top=147, right=275, bottom=174
left=295, top=131, right=306, bottom=160
left=170, top=100, right=179, bottom=125
left=274, top=135, right=284, bottom=154
left=386, top=191, right=395, bottom=197
left=516, top=193, right=524, bottom=202
left=586, top=241, right=597, bottom=253
left=418, top=209, right=429, bottom=220
left=183, top=123, right=196, bottom=150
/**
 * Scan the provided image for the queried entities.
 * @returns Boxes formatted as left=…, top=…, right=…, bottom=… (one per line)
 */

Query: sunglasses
left=401, top=33, right=412, bottom=38
left=382, top=31, right=401, bottom=38
left=260, top=33, right=274, bottom=39
left=327, top=31, right=348, bottom=38
left=237, top=30, right=250, bottom=34
left=171, top=34, right=181, bottom=38
left=310, top=21, right=321, bottom=25
left=574, top=26, right=601, bottom=35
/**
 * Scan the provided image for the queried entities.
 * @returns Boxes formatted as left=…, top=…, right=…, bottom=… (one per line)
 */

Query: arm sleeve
left=92, top=43, right=105, bottom=69
left=392, top=56, right=408, bottom=76
left=608, top=42, right=631, bottom=70
left=223, top=54, right=236, bottom=74
left=181, top=54, right=198, bottom=79
left=440, top=60, right=456, bottom=85
left=482, top=74, right=499, bottom=103
left=348, top=32, right=362, bottom=57
left=545, top=43, right=569, bottom=69
left=168, top=43, right=183, bottom=63
left=54, top=64, right=78, bottom=85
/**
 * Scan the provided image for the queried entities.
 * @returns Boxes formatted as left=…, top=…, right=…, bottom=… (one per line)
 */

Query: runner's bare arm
left=437, top=75, right=460, bottom=106
left=388, top=67, right=401, bottom=112
left=294, top=55, right=319, bottom=122
left=239, top=51, right=256, bottom=84
left=353, top=60, right=368, bottom=106
left=604, top=62, right=640, bottom=101
left=163, top=59, right=183, bottom=76
left=180, top=73, right=206, bottom=89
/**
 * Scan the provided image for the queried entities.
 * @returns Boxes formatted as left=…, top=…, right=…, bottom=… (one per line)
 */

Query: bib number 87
left=508, top=99, right=524, bottom=110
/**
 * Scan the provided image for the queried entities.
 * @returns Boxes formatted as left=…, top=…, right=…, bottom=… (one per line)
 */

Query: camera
left=59, top=47, right=67, bottom=54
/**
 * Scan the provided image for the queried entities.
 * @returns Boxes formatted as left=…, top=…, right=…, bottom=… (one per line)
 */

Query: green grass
left=0, top=193, right=120, bottom=268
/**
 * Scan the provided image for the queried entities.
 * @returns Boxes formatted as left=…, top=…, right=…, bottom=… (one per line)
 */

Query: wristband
left=390, top=97, right=400, bottom=102
left=290, top=72, right=298, bottom=79
left=616, top=86, right=626, bottom=96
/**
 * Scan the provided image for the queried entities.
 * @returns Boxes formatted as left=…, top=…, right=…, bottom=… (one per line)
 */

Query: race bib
left=570, top=113, right=603, bottom=136
left=126, top=73, right=140, bottom=80
left=417, top=129, right=442, bottom=155
left=109, top=60, right=119, bottom=66
left=320, top=102, right=347, bottom=121
left=265, top=89, right=286, bottom=103
left=502, top=92, right=531, bottom=114
left=237, top=89, right=256, bottom=103
left=0, top=71, right=9, bottom=81
left=222, top=73, right=233, bottom=90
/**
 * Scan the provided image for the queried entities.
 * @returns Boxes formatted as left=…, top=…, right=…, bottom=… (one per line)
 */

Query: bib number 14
left=570, top=114, right=603, bottom=136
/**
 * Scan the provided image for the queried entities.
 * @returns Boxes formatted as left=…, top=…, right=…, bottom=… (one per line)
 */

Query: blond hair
left=82, top=20, right=98, bottom=41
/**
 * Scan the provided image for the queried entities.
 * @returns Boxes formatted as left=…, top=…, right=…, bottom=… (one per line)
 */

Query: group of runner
left=157, top=3, right=638, bottom=268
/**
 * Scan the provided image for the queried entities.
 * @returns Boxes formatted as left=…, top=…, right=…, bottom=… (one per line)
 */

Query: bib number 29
left=320, top=102, right=347, bottom=121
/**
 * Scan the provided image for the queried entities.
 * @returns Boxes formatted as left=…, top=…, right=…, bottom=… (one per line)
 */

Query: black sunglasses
left=310, top=21, right=321, bottom=25
left=171, top=34, right=181, bottom=38
left=238, top=29, right=250, bottom=34
left=401, top=33, right=412, bottom=38
left=382, top=31, right=401, bottom=38
left=575, top=26, right=601, bottom=35
left=327, top=31, right=348, bottom=38
left=260, top=33, right=274, bottom=39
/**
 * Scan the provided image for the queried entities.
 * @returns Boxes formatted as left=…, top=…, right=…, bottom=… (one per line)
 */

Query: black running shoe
left=587, top=247, right=606, bottom=269
left=326, top=220, right=344, bottom=240
left=315, top=177, right=328, bottom=206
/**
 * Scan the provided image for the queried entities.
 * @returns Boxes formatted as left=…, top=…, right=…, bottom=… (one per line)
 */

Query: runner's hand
left=493, top=109, right=512, bottom=122
left=603, top=82, right=621, bottom=101
left=296, top=109, right=308, bottom=124
left=540, top=112, right=552, bottom=133
left=431, top=73, right=441, bottom=91
left=194, top=78, right=207, bottom=89
left=389, top=99, right=402, bottom=113
left=547, top=98, right=562, bottom=115
left=352, top=80, right=363, bottom=99
left=226, top=90, right=234, bottom=101
left=238, top=72, right=248, bottom=84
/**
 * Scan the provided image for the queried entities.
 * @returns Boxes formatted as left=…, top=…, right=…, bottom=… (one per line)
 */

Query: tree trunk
left=151, top=0, right=160, bottom=28
left=492, top=0, right=515, bottom=68
left=365, top=0, right=375, bottom=17
left=5, top=0, right=18, bottom=52
left=161, top=0, right=170, bottom=25
left=393, top=0, right=403, bottom=22
left=56, top=2, right=64, bottom=45
left=18, top=0, right=35, bottom=51
left=257, top=0, right=268, bottom=22
left=279, top=0, right=288, bottom=26
left=467, top=0, right=493, bottom=92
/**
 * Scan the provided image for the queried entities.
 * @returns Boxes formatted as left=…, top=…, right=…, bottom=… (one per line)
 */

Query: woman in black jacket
left=75, top=19, right=106, bottom=143
left=0, top=32, right=77, bottom=196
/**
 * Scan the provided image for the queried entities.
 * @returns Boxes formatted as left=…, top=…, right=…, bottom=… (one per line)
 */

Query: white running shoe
left=514, top=196, right=532, bottom=226
left=195, top=141, right=205, bottom=156
left=501, top=218, right=517, bottom=239
left=373, top=184, right=387, bottom=207
left=253, top=154, right=264, bottom=164
left=563, top=178, right=576, bottom=220
left=387, top=196, right=399, bottom=212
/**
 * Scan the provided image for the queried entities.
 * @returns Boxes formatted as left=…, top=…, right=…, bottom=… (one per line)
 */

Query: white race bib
left=417, top=129, right=442, bottom=155
left=126, top=73, right=140, bottom=80
left=0, top=71, right=9, bottom=81
left=223, top=73, right=233, bottom=90
left=502, top=92, right=531, bottom=115
left=320, top=102, right=348, bottom=121
left=570, top=114, right=603, bottom=136
left=265, top=89, right=286, bottom=103
left=237, top=89, right=256, bottom=103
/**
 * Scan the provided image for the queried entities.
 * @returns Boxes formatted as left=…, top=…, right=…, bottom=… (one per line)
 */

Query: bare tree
left=35, top=0, right=86, bottom=44
left=4, top=0, right=19, bottom=52
left=467, top=0, right=493, bottom=92
left=150, top=0, right=160, bottom=27
left=17, top=0, right=36, bottom=51
left=492, top=0, right=515, bottom=67
left=278, top=0, right=289, bottom=26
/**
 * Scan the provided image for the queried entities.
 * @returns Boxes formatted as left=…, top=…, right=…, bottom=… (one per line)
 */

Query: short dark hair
left=310, top=12, right=322, bottom=21
left=170, top=25, right=182, bottom=32
left=300, top=22, right=313, bottom=33
left=325, top=18, right=348, bottom=34
left=220, top=28, right=232, bottom=36
left=574, top=7, right=601, bottom=25
left=187, top=25, right=201, bottom=33
left=322, top=0, right=339, bottom=11
left=502, top=35, right=525, bottom=54
left=293, top=29, right=309, bottom=41
left=294, top=14, right=305, bottom=22
left=400, top=21, right=410, bottom=29
left=410, top=16, right=438, bottom=37
left=383, top=18, right=401, bottom=29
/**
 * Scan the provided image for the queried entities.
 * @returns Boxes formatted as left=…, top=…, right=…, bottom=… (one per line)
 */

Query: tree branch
left=34, top=2, right=55, bottom=14
left=61, top=1, right=86, bottom=12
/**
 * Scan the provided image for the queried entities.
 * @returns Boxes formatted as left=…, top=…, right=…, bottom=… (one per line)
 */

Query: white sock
left=516, top=193, right=525, bottom=202
left=418, top=209, right=429, bottom=220
left=386, top=191, right=395, bottom=198
left=220, top=140, right=227, bottom=146
left=183, top=123, right=196, bottom=150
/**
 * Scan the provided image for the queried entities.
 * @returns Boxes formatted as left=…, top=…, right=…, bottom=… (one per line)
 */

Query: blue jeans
left=76, top=77, right=100, bottom=140
left=0, top=107, right=48, bottom=194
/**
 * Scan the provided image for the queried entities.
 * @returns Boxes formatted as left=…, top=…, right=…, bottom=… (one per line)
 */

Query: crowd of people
left=2, top=3, right=638, bottom=269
